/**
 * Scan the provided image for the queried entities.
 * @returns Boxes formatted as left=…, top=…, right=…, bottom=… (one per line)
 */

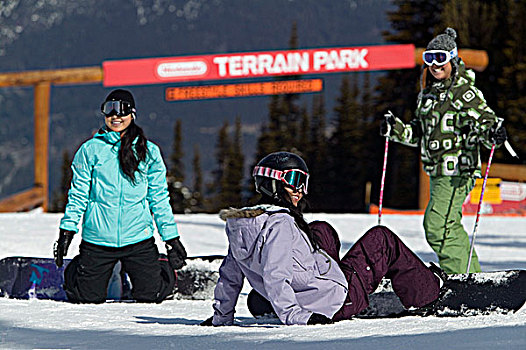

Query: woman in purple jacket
left=202, top=152, right=446, bottom=325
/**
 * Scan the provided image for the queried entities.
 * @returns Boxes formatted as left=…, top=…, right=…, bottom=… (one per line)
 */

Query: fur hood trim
left=219, top=204, right=288, bottom=221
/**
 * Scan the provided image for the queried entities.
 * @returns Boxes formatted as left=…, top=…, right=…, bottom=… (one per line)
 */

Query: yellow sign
left=470, top=178, right=502, bottom=204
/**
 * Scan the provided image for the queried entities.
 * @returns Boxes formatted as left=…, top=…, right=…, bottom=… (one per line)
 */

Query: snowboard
left=0, top=255, right=223, bottom=301
left=0, top=256, right=130, bottom=301
left=3, top=255, right=522, bottom=317
left=172, top=255, right=222, bottom=300
left=358, top=269, right=526, bottom=318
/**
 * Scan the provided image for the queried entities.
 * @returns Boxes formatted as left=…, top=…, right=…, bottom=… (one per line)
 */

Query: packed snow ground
left=1, top=211, right=525, bottom=349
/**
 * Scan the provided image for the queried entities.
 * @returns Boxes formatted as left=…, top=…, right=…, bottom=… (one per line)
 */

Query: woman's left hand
left=165, top=237, right=187, bottom=269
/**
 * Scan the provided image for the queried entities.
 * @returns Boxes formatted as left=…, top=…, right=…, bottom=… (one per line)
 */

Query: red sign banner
left=103, top=44, right=415, bottom=87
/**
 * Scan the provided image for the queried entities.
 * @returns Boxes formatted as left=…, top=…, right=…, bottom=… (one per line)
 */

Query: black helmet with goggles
left=101, top=89, right=136, bottom=117
left=253, top=152, right=309, bottom=197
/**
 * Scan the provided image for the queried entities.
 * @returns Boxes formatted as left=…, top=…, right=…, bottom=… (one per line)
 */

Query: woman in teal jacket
left=53, top=89, right=187, bottom=303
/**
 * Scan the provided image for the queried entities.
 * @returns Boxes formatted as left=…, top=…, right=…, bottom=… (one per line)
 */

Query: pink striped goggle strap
left=253, top=166, right=309, bottom=194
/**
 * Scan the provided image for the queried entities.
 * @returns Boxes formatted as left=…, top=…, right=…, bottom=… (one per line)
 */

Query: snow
left=1, top=211, right=525, bottom=349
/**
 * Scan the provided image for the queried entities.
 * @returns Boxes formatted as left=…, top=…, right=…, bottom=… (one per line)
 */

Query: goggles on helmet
left=422, top=47, right=457, bottom=66
left=253, top=166, right=309, bottom=194
left=101, top=100, right=134, bottom=117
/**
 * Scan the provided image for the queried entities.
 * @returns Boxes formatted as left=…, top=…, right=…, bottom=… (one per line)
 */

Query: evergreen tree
left=327, top=75, right=364, bottom=212
left=373, top=1, right=444, bottom=209
left=441, top=0, right=500, bottom=107
left=298, top=104, right=310, bottom=154
left=191, top=144, right=204, bottom=212
left=169, top=119, right=184, bottom=182
left=254, top=21, right=303, bottom=165
left=497, top=0, right=526, bottom=160
left=360, top=72, right=377, bottom=210
left=441, top=0, right=525, bottom=162
left=221, top=117, right=245, bottom=208
left=255, top=96, right=282, bottom=166
left=49, top=150, right=72, bottom=213
left=167, top=119, right=190, bottom=213
left=232, top=117, right=245, bottom=205
left=306, top=94, right=329, bottom=210
left=207, top=121, right=231, bottom=211
left=279, top=21, right=302, bottom=148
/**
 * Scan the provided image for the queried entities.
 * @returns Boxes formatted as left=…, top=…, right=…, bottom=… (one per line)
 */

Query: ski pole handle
left=493, top=117, right=518, bottom=159
left=504, top=140, right=519, bottom=159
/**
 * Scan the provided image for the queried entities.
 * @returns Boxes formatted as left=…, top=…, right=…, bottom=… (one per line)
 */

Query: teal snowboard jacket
left=60, top=127, right=179, bottom=247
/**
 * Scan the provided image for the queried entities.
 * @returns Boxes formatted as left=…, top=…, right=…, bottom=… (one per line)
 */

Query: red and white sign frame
left=103, top=44, right=415, bottom=87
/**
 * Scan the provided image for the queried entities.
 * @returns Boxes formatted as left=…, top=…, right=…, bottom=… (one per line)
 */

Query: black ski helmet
left=102, top=89, right=137, bottom=119
left=253, top=152, right=309, bottom=198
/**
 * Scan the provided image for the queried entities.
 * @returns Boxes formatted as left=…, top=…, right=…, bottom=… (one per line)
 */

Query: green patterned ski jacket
left=387, top=61, right=500, bottom=177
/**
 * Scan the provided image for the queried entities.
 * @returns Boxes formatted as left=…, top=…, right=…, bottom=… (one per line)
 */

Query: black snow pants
left=64, top=237, right=175, bottom=303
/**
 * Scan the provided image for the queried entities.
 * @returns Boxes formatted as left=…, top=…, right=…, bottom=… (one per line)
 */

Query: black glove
left=200, top=316, right=214, bottom=326
left=53, top=229, right=75, bottom=267
left=165, top=237, right=187, bottom=270
left=380, top=111, right=396, bottom=136
left=489, top=125, right=507, bottom=145
left=460, top=124, right=472, bottom=137
left=307, top=313, right=334, bottom=325
left=409, top=118, right=422, bottom=138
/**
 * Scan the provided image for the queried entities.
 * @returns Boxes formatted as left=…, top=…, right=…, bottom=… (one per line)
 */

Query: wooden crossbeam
left=0, top=66, right=102, bottom=87
left=0, top=187, right=45, bottom=212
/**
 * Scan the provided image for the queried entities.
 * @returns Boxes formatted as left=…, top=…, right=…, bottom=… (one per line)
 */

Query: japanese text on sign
left=165, top=79, right=323, bottom=101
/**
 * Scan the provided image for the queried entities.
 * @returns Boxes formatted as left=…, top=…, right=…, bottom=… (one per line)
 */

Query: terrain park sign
left=103, top=44, right=415, bottom=87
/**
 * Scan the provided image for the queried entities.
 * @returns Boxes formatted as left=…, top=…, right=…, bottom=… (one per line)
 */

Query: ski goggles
left=253, top=166, right=309, bottom=194
left=422, top=47, right=457, bottom=66
left=101, top=100, right=135, bottom=117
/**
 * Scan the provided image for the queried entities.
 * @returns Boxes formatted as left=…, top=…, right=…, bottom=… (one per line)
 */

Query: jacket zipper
left=258, top=215, right=270, bottom=264
left=258, top=235, right=265, bottom=264
left=118, top=167, right=123, bottom=246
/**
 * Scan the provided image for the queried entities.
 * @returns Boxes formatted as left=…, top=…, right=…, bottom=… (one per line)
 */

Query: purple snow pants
left=309, top=222, right=440, bottom=321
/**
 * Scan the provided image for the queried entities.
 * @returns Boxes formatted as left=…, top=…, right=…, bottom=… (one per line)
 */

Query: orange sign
left=166, top=79, right=323, bottom=101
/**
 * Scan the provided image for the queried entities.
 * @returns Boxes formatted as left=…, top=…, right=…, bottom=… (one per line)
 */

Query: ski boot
left=406, top=262, right=449, bottom=317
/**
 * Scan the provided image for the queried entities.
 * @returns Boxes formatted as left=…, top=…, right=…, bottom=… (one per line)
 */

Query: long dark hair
left=119, top=120, right=148, bottom=183
left=257, top=182, right=319, bottom=251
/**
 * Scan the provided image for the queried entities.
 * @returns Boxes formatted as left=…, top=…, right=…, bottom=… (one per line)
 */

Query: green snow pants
left=423, top=175, right=481, bottom=274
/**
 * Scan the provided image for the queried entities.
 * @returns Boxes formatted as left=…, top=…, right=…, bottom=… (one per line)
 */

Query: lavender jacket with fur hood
left=212, top=205, right=348, bottom=325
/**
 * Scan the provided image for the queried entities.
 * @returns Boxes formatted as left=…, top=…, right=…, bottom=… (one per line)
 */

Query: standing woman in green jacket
left=53, top=89, right=187, bottom=303
left=380, top=28, right=508, bottom=274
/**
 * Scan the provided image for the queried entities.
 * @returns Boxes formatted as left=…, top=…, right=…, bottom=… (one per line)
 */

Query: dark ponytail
left=119, top=121, right=148, bottom=183
left=258, top=182, right=319, bottom=251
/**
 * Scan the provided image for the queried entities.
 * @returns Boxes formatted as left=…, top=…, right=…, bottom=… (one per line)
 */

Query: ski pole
left=378, top=113, right=392, bottom=225
left=378, top=137, right=389, bottom=225
left=466, top=140, right=498, bottom=273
